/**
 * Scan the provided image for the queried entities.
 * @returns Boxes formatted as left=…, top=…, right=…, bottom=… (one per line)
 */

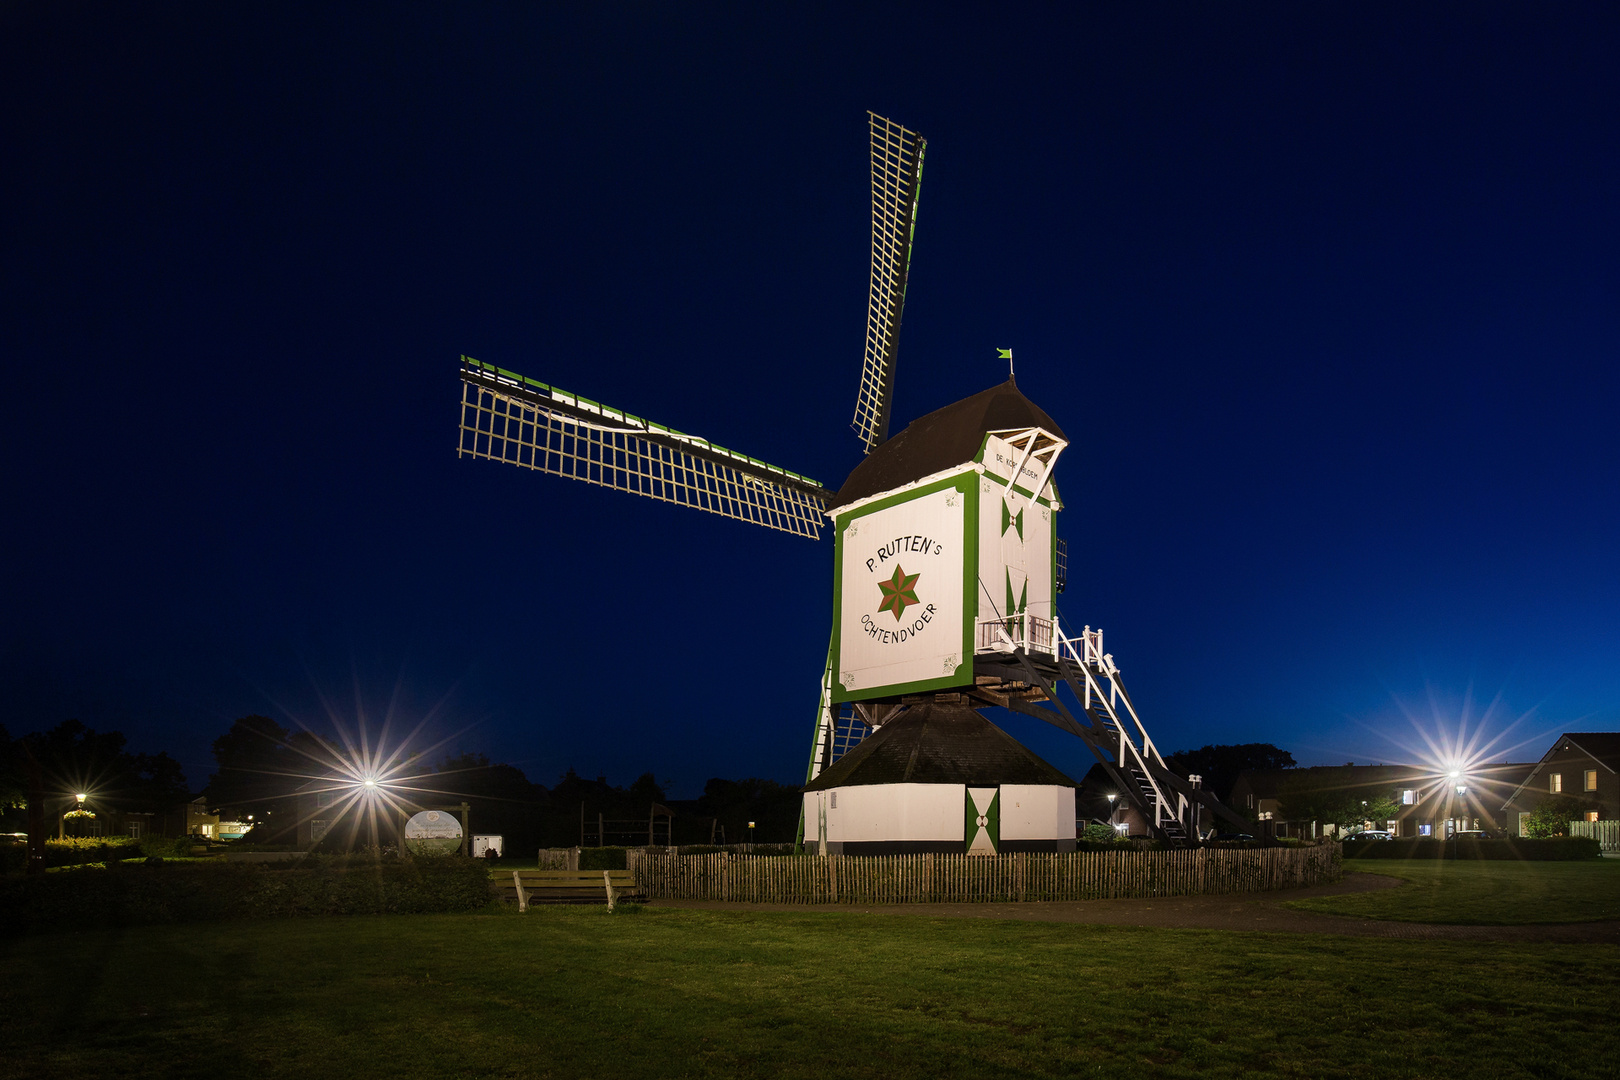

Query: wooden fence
left=626, top=844, right=1341, bottom=904
left=1569, top=820, right=1620, bottom=854
left=537, top=847, right=579, bottom=870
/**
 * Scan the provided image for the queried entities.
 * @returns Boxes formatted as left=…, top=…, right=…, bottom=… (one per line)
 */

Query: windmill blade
left=459, top=357, right=832, bottom=539
left=852, top=112, right=927, bottom=454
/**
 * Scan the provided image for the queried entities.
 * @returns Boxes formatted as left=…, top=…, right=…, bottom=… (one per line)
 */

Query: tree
left=1164, top=743, right=1297, bottom=803
left=207, top=715, right=298, bottom=817
left=699, top=777, right=800, bottom=843
left=0, top=724, right=26, bottom=828
left=1521, top=795, right=1598, bottom=839
left=1275, top=766, right=1401, bottom=832
left=433, top=753, right=544, bottom=854
left=628, top=772, right=666, bottom=806
left=9, top=720, right=191, bottom=818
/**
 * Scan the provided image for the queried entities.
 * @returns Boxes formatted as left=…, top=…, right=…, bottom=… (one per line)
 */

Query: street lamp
left=59, top=791, right=91, bottom=841
left=747, top=820, right=756, bottom=846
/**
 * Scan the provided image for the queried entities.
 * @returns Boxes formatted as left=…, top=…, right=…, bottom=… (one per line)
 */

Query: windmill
left=456, top=113, right=1246, bottom=846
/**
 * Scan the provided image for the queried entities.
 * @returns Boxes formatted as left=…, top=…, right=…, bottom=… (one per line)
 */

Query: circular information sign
left=404, top=809, right=463, bottom=855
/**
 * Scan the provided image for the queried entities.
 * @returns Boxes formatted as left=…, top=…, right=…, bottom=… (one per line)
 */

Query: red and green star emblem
left=876, top=565, right=922, bottom=621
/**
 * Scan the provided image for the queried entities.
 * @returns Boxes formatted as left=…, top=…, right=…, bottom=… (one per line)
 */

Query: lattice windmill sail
left=853, top=113, right=926, bottom=453
left=453, top=112, right=1247, bottom=849
left=458, top=358, right=833, bottom=539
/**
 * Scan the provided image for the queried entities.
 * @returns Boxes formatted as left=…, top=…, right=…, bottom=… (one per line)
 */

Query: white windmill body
left=456, top=113, right=1248, bottom=848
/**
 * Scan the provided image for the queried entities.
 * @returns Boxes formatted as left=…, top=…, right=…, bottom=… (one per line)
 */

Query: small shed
left=803, top=704, right=1077, bottom=854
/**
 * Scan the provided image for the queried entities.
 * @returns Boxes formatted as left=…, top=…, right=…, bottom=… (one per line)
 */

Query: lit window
left=1401, top=789, right=1415, bottom=805
left=1550, top=773, right=1562, bottom=793
left=1587, top=812, right=1600, bottom=823
left=1586, top=770, right=1597, bottom=792
left=1419, top=824, right=1432, bottom=837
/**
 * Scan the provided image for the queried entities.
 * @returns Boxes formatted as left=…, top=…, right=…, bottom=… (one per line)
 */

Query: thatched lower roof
left=804, top=705, right=1075, bottom=792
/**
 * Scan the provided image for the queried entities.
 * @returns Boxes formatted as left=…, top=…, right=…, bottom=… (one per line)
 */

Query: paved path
left=652, top=872, right=1620, bottom=942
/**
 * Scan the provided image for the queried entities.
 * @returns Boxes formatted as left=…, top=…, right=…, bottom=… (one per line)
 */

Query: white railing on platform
left=975, top=613, right=1055, bottom=656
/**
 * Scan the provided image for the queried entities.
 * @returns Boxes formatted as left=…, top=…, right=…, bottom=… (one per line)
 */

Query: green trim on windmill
left=1001, top=498, right=1024, bottom=541
left=829, top=470, right=977, bottom=704
left=1003, top=569, right=1028, bottom=617
left=964, top=788, right=1001, bottom=853
left=961, top=467, right=979, bottom=678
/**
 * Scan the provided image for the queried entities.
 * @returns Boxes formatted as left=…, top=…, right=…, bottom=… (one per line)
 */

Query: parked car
left=1207, top=832, right=1256, bottom=843
left=1342, top=830, right=1393, bottom=841
left=1452, top=830, right=1486, bottom=840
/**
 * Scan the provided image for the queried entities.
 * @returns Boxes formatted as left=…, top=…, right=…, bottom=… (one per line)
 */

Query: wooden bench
left=498, top=869, right=640, bottom=910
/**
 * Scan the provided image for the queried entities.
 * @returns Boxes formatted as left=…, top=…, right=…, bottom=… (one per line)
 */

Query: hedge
left=0, top=855, right=494, bottom=934
left=579, top=846, right=629, bottom=870
left=1342, top=837, right=1602, bottom=861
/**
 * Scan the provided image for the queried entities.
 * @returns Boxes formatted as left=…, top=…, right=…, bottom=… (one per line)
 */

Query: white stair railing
left=1050, top=619, right=1188, bottom=836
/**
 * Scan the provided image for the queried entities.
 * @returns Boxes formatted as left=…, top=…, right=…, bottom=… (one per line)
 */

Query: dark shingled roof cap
left=830, top=378, right=1067, bottom=510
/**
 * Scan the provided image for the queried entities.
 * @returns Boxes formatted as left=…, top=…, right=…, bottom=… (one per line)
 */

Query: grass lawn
left=3, top=907, right=1616, bottom=1080
left=1286, top=858, right=1620, bottom=924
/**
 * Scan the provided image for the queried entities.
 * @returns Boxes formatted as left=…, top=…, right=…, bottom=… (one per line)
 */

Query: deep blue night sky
left=4, top=4, right=1618, bottom=796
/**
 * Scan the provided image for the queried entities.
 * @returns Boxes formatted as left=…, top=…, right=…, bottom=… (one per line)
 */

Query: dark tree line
left=205, top=715, right=804, bottom=852
left=1164, top=742, right=1297, bottom=805
left=0, top=720, right=191, bottom=835
left=1, top=712, right=813, bottom=855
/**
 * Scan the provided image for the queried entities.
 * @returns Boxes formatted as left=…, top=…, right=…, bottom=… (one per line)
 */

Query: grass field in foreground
left=3, top=908, right=1616, bottom=1080
left=1285, top=858, right=1620, bottom=924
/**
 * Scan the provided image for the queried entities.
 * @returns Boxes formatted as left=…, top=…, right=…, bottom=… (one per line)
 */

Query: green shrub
left=1343, top=837, right=1601, bottom=861
left=138, top=835, right=197, bottom=859
left=44, top=837, right=144, bottom=867
left=0, top=855, right=494, bottom=934
left=578, top=847, right=628, bottom=870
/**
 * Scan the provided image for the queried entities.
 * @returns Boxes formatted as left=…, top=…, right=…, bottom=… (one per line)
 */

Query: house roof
left=803, top=704, right=1076, bottom=791
left=1558, top=733, right=1620, bottom=764
left=829, top=378, right=1067, bottom=510
left=1500, top=732, right=1620, bottom=810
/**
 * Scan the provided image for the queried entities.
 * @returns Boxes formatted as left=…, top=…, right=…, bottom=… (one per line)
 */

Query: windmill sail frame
left=459, top=358, right=832, bottom=539
left=852, top=112, right=927, bottom=454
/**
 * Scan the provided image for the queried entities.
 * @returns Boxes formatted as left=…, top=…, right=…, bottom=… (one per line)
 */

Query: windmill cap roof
left=803, top=704, right=1076, bottom=791
left=831, top=378, right=1067, bottom=510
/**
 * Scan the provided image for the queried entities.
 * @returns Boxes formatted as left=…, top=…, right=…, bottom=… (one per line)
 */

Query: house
left=1229, top=762, right=1534, bottom=839
left=1074, top=762, right=1157, bottom=838
left=58, top=795, right=219, bottom=841
left=1500, top=732, right=1620, bottom=834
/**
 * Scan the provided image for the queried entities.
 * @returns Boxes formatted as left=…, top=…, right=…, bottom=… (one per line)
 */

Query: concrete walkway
left=651, top=872, right=1620, bottom=942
